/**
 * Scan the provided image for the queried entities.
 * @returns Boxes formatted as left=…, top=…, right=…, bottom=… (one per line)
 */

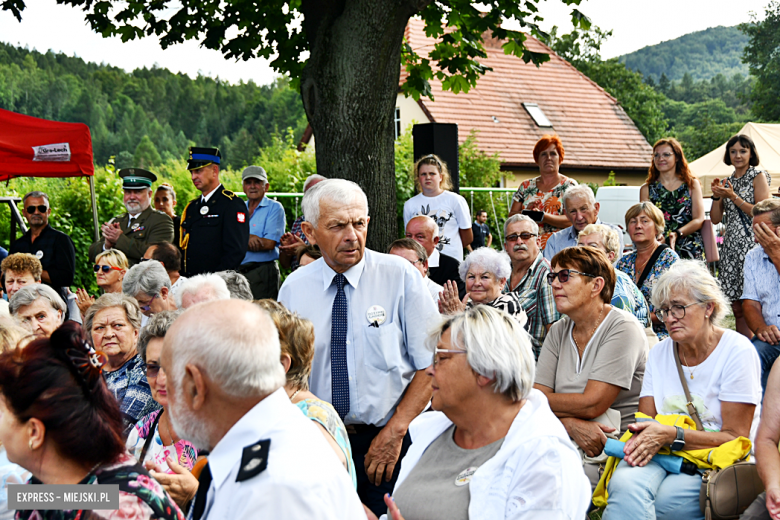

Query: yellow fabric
left=592, top=413, right=752, bottom=507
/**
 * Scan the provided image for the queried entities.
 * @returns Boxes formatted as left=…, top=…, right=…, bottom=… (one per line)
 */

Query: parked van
left=595, top=186, right=640, bottom=248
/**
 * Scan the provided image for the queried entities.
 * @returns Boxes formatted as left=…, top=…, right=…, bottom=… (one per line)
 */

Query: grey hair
left=407, top=215, right=439, bottom=238
left=651, top=260, right=730, bottom=326
left=459, top=247, right=512, bottom=282
left=167, top=301, right=286, bottom=398
left=215, top=271, right=253, bottom=300
left=9, top=284, right=66, bottom=317
left=503, top=214, right=539, bottom=237
left=122, top=260, right=171, bottom=299
left=562, top=184, right=596, bottom=209
left=426, top=306, right=535, bottom=402
left=22, top=191, right=49, bottom=205
left=84, top=293, right=143, bottom=337
left=752, top=198, right=780, bottom=226
left=137, top=310, right=182, bottom=362
left=175, top=273, right=231, bottom=308
left=302, top=179, right=369, bottom=228
left=303, top=174, right=327, bottom=192
left=579, top=224, right=621, bottom=257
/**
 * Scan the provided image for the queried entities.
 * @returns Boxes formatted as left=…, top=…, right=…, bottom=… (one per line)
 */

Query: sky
left=0, top=0, right=770, bottom=86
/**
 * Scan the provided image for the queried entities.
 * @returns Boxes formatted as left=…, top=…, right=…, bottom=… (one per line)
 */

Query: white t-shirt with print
left=640, top=330, right=762, bottom=442
left=403, top=191, right=472, bottom=261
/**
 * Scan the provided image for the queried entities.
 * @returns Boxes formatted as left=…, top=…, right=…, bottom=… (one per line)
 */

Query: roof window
left=523, top=103, right=552, bottom=128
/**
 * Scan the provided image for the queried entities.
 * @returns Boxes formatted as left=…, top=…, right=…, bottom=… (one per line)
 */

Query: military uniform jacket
left=179, top=186, right=249, bottom=277
left=89, top=206, right=174, bottom=266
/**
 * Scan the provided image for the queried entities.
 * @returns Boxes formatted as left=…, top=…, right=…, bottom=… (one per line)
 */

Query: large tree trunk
left=300, top=0, right=427, bottom=251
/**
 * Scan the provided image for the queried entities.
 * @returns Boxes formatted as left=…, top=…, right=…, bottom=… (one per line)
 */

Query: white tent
left=689, top=122, right=780, bottom=197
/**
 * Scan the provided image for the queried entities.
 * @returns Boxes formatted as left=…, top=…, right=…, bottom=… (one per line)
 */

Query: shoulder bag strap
left=673, top=342, right=705, bottom=431
left=139, top=411, right=163, bottom=463
left=636, top=243, right=668, bottom=289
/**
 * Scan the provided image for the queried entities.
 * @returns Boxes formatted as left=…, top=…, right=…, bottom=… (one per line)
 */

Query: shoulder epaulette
left=222, top=189, right=236, bottom=200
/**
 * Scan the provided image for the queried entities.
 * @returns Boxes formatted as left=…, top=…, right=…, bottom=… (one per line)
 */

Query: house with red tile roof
left=301, top=18, right=653, bottom=187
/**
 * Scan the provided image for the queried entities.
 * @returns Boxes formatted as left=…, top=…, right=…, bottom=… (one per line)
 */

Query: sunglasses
left=505, top=232, right=538, bottom=242
left=146, top=363, right=161, bottom=379
left=26, top=205, right=48, bottom=214
left=546, top=269, right=597, bottom=285
left=139, top=294, right=158, bottom=313
left=93, top=264, right=124, bottom=273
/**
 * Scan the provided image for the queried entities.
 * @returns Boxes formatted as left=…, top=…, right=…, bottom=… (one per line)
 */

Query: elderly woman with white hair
left=372, top=306, right=591, bottom=520
left=123, top=260, right=177, bottom=316
left=602, top=261, right=762, bottom=520
left=10, top=284, right=66, bottom=338
left=175, top=273, right=231, bottom=308
left=85, top=292, right=160, bottom=434
left=438, top=247, right=527, bottom=325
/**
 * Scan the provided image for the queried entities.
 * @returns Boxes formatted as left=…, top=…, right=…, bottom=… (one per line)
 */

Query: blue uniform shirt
left=543, top=219, right=625, bottom=261
left=242, top=196, right=286, bottom=264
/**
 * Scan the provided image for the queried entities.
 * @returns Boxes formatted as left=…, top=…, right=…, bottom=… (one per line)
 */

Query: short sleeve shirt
left=535, top=308, right=648, bottom=432
left=403, top=191, right=472, bottom=261
left=512, top=176, right=577, bottom=249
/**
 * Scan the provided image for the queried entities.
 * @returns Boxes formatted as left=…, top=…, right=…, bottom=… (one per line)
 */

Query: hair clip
left=65, top=339, right=107, bottom=391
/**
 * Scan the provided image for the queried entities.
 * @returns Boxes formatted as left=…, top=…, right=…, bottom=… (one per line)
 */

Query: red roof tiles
left=402, top=18, right=652, bottom=171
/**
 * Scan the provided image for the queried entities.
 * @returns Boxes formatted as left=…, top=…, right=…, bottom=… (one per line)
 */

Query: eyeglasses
left=26, top=205, right=48, bottom=214
left=656, top=303, right=700, bottom=322
left=93, top=264, right=124, bottom=273
left=146, top=363, right=161, bottom=379
left=653, top=152, right=674, bottom=160
left=139, top=294, right=158, bottom=313
left=432, top=348, right=467, bottom=366
left=546, top=269, right=597, bottom=285
left=506, top=232, right=538, bottom=242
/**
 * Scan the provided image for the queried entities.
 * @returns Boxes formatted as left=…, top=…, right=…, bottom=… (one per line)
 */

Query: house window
left=522, top=103, right=553, bottom=128
left=395, top=107, right=401, bottom=140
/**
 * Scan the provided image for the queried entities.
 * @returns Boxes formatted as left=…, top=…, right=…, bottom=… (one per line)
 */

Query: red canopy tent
left=0, top=108, right=99, bottom=241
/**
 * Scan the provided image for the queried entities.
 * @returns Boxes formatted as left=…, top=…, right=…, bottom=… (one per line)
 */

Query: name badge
left=201, top=206, right=209, bottom=215
left=35, top=250, right=44, bottom=259
left=366, top=305, right=386, bottom=325
left=455, top=467, right=478, bottom=486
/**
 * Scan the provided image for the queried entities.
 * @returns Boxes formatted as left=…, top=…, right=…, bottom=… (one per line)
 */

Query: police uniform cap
left=118, top=168, right=157, bottom=190
left=188, top=146, right=222, bottom=171
left=241, top=166, right=268, bottom=183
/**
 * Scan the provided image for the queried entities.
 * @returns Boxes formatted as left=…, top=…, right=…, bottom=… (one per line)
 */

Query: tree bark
left=300, top=0, right=425, bottom=251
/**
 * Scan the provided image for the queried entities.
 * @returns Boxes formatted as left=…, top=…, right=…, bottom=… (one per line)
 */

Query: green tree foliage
left=741, top=1, right=780, bottom=121
left=619, top=26, right=749, bottom=82
left=0, top=42, right=308, bottom=168
left=133, top=135, right=162, bottom=168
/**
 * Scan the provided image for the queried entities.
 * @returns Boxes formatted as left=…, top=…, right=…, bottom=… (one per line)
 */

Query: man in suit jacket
left=89, top=168, right=174, bottom=266
left=179, top=147, right=249, bottom=277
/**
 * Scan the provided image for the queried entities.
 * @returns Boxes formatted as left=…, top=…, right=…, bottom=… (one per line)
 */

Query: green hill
left=0, top=41, right=307, bottom=168
left=618, top=26, right=749, bottom=82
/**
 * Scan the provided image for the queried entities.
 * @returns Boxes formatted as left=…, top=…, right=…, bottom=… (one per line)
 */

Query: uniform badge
left=236, top=439, right=271, bottom=482
left=131, top=222, right=140, bottom=230
left=237, top=212, right=246, bottom=223
left=455, top=467, right=478, bottom=486
left=200, top=206, right=209, bottom=215
left=35, top=250, right=44, bottom=260
left=366, top=305, right=387, bottom=325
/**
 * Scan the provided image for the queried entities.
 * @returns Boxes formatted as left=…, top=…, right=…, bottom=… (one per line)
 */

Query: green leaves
left=740, top=0, right=780, bottom=121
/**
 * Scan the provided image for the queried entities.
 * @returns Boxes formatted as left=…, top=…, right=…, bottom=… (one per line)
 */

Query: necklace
left=160, top=411, right=178, bottom=446
left=572, top=304, right=605, bottom=355
left=290, top=388, right=301, bottom=402
left=679, top=341, right=712, bottom=380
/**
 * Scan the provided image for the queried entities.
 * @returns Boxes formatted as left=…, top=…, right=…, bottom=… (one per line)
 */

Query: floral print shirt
left=126, top=410, right=199, bottom=474
left=15, top=453, right=184, bottom=520
left=512, top=176, right=578, bottom=249
left=616, top=246, right=680, bottom=339
left=649, top=180, right=704, bottom=260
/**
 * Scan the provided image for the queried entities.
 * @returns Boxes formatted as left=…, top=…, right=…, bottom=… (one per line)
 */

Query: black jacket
left=180, top=186, right=249, bottom=276
left=429, top=251, right=466, bottom=298
left=10, top=224, right=76, bottom=301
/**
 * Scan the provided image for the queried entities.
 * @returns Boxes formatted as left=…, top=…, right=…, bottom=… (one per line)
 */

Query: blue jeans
left=753, top=337, right=780, bottom=396
left=602, top=460, right=703, bottom=520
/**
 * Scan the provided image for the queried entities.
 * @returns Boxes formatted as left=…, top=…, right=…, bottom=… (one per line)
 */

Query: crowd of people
left=0, top=133, right=778, bottom=520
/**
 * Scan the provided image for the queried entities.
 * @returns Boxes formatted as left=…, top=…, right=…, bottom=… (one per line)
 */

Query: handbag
left=701, top=219, right=720, bottom=263
left=673, top=343, right=764, bottom=520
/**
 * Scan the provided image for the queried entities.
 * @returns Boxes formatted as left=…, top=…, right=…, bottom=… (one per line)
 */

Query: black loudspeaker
left=413, top=123, right=459, bottom=193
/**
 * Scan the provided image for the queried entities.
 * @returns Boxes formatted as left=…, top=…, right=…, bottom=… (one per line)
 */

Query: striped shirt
left=742, top=245, right=780, bottom=328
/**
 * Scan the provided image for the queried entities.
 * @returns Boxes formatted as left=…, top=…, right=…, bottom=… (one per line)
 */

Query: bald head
left=405, top=215, right=439, bottom=256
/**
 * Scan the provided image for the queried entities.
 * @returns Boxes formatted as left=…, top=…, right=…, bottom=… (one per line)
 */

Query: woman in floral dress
left=509, top=135, right=577, bottom=250
left=640, top=138, right=705, bottom=260
left=0, top=322, right=183, bottom=520
left=711, top=134, right=771, bottom=338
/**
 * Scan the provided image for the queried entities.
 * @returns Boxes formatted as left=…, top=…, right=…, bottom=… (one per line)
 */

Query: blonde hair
left=95, top=249, right=129, bottom=270
left=579, top=224, right=621, bottom=258
left=413, top=154, right=453, bottom=193
left=0, top=317, right=33, bottom=352
left=625, top=202, right=665, bottom=236
left=651, top=260, right=729, bottom=326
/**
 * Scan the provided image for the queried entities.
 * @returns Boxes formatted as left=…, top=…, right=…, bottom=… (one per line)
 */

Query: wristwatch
left=671, top=426, right=685, bottom=451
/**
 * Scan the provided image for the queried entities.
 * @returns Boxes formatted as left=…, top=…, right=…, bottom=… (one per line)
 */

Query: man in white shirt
left=161, top=299, right=364, bottom=520
left=279, top=179, right=440, bottom=516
